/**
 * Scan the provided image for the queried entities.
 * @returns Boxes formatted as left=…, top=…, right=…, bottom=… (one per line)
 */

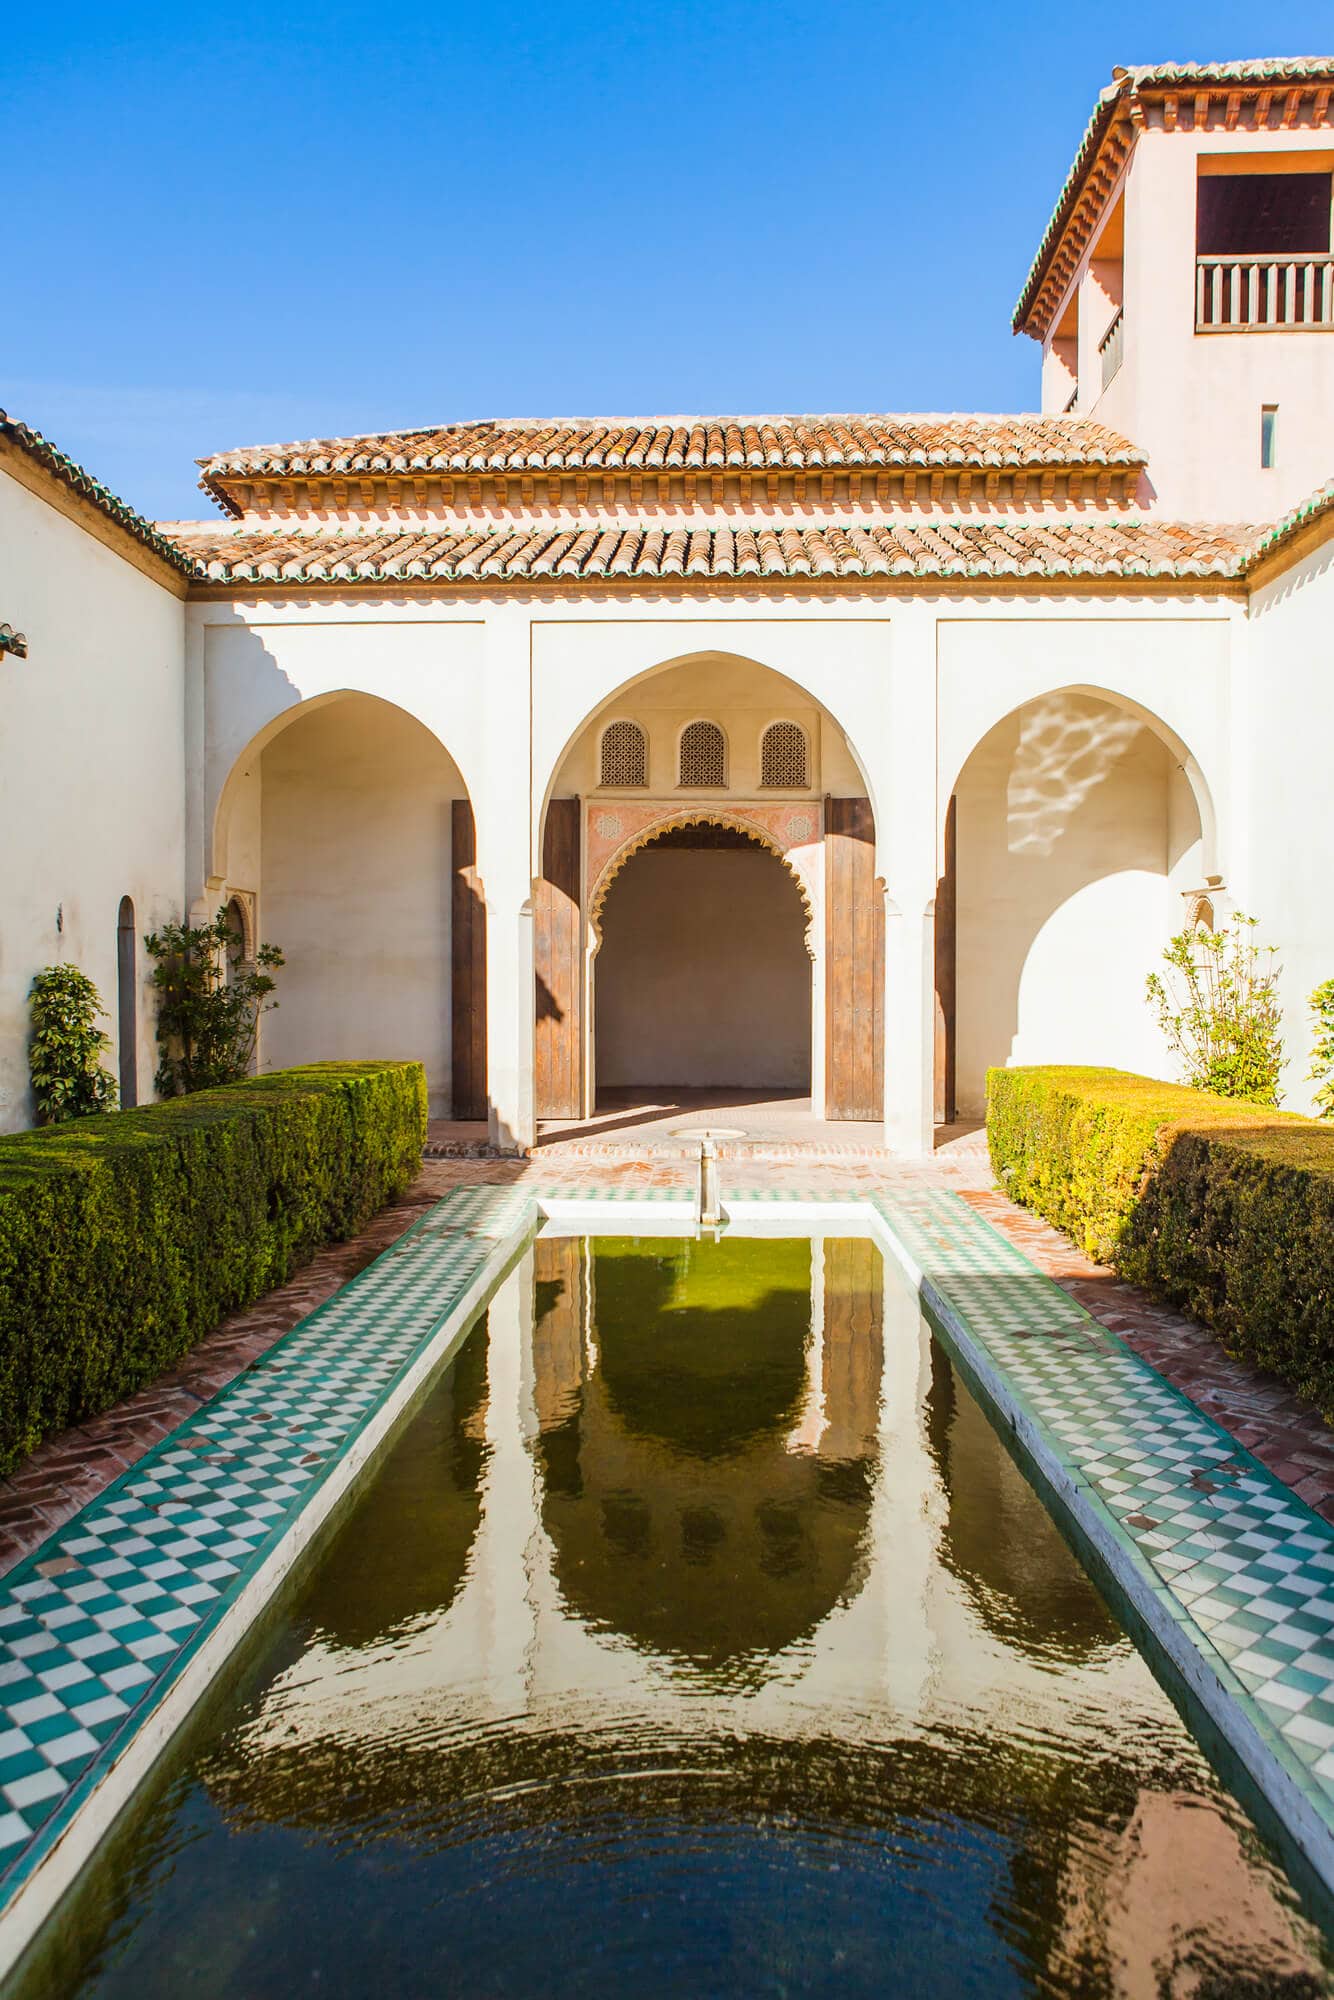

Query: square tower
left=1016, top=61, right=1334, bottom=519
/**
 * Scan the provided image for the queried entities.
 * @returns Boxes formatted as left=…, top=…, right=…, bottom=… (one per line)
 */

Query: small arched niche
left=678, top=719, right=727, bottom=789
left=598, top=719, right=648, bottom=789
left=116, top=896, right=137, bottom=1109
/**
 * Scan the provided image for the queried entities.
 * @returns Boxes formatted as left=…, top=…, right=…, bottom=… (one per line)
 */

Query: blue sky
left=8, top=2, right=1332, bottom=519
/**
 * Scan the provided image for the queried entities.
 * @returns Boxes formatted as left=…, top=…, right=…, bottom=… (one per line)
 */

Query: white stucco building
left=2, top=56, right=1332, bottom=1152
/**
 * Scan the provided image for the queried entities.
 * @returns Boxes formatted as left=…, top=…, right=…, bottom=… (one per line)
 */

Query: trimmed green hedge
left=988, top=1066, right=1334, bottom=1418
left=0, top=1061, right=427, bottom=1475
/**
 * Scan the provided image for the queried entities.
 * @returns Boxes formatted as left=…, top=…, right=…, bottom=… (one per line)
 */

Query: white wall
left=1245, top=536, right=1334, bottom=1114
left=0, top=468, right=185, bottom=1131
left=596, top=848, right=811, bottom=1088
left=954, top=692, right=1202, bottom=1115
left=258, top=696, right=466, bottom=1114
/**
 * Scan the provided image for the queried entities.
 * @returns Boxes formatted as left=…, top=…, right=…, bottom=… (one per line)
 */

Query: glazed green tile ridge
left=873, top=1185, right=1334, bottom=1868
left=0, top=1180, right=538, bottom=1915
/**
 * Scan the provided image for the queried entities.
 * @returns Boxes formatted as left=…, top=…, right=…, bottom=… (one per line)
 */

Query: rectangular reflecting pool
left=8, top=1232, right=1330, bottom=1996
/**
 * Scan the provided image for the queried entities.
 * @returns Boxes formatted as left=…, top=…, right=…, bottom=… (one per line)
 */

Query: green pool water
left=11, top=1233, right=1332, bottom=1997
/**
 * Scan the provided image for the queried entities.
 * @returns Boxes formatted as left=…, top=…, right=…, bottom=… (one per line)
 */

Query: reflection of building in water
left=532, top=1234, right=882, bottom=1666
left=196, top=1239, right=1321, bottom=1986
left=923, top=1339, right=1119, bottom=1668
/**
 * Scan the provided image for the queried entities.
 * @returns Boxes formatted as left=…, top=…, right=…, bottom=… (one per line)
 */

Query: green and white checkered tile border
left=0, top=1181, right=539, bottom=1969
left=3, top=1173, right=1334, bottom=1969
left=868, top=1185, right=1334, bottom=1895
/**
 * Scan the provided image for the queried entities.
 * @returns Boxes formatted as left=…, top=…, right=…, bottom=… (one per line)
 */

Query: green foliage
left=988, top=1065, right=1334, bottom=1419
left=1145, top=912, right=1283, bottom=1105
left=0, top=1061, right=427, bottom=1475
left=146, top=907, right=284, bottom=1097
left=27, top=965, right=117, bottom=1125
left=1310, top=979, right=1334, bottom=1121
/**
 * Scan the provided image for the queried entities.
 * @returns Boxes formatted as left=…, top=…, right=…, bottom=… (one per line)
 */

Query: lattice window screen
left=760, top=721, right=808, bottom=788
left=678, top=720, right=726, bottom=787
left=600, top=720, right=647, bottom=787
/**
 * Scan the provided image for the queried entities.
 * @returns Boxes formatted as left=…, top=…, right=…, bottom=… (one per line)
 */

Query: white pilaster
left=474, top=605, right=536, bottom=1152
left=881, top=603, right=939, bottom=1156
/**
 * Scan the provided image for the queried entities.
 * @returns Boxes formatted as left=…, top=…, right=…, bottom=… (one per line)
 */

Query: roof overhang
left=1013, top=58, right=1334, bottom=342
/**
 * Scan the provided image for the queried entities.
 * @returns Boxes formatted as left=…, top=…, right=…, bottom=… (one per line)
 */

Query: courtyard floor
left=1, top=1130, right=1331, bottom=1582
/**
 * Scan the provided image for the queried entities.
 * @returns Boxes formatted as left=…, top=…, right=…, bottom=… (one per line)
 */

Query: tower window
left=1261, top=405, right=1278, bottom=470
left=1197, top=173, right=1331, bottom=257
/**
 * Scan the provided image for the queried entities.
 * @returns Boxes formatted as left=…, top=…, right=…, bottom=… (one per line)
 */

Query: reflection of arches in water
left=923, top=1339, right=1119, bottom=1666
left=293, top=1318, right=489, bottom=1651
left=194, top=1725, right=1319, bottom=1997
left=532, top=1234, right=882, bottom=1669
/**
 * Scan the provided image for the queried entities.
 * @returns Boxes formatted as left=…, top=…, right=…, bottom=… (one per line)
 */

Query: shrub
left=0, top=1061, right=426, bottom=1475
left=1145, top=913, right=1283, bottom=1105
left=28, top=965, right=118, bottom=1124
left=988, top=1065, right=1334, bottom=1419
left=146, top=907, right=284, bottom=1097
left=1310, top=979, right=1334, bottom=1120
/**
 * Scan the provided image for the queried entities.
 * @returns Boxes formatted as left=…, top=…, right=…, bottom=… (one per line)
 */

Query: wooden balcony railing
left=1196, top=254, right=1334, bottom=331
left=1099, top=306, right=1125, bottom=389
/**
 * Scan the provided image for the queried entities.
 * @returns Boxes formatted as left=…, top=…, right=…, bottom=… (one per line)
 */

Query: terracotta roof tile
left=197, top=413, right=1147, bottom=509
left=166, top=517, right=1260, bottom=587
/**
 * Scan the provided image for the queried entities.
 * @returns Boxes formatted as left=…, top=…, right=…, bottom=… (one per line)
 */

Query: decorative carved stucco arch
left=586, top=801, right=822, bottom=960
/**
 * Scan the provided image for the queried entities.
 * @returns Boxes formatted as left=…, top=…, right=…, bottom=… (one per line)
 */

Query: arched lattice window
left=678, top=720, right=726, bottom=788
left=760, top=721, right=809, bottom=789
left=600, top=719, right=647, bottom=788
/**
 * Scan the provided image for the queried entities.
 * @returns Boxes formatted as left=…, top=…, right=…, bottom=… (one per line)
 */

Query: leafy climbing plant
left=28, top=965, right=118, bottom=1124
left=1310, top=979, right=1334, bottom=1120
left=146, top=907, right=284, bottom=1096
left=1145, top=912, right=1283, bottom=1105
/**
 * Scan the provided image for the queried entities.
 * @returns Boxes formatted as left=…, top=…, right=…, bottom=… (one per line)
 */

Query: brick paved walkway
left=2, top=1136, right=1330, bottom=1576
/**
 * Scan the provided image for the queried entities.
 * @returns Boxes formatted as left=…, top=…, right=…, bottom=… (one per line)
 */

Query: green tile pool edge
left=0, top=1182, right=543, bottom=1975
left=2, top=1176, right=1334, bottom=1976
left=866, top=1187, right=1334, bottom=1901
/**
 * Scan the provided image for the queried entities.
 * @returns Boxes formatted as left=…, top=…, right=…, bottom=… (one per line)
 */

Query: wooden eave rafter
left=200, top=461, right=1145, bottom=520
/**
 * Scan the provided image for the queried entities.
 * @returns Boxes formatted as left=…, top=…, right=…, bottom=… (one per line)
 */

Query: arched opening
left=596, top=822, right=812, bottom=1098
left=116, top=895, right=137, bottom=1109
left=214, top=693, right=476, bottom=1118
left=945, top=688, right=1207, bottom=1118
left=538, top=651, right=881, bottom=1130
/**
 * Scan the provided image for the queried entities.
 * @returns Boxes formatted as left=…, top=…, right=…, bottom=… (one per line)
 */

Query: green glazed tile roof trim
left=1012, top=57, right=1334, bottom=334
left=0, top=625, right=27, bottom=661
left=1246, top=477, right=1334, bottom=571
left=0, top=412, right=196, bottom=577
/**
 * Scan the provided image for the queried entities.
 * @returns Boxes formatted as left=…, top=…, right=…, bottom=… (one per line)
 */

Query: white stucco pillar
left=882, top=604, right=939, bottom=1157
left=474, top=604, right=536, bottom=1153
